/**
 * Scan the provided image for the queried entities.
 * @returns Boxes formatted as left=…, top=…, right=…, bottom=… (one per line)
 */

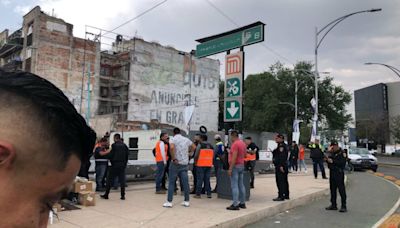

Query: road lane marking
left=372, top=174, right=400, bottom=228
left=384, top=176, right=398, bottom=181
left=378, top=213, right=400, bottom=228
left=376, top=172, right=385, bottom=177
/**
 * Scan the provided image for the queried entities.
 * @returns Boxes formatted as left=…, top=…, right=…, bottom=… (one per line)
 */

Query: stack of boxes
left=73, top=178, right=96, bottom=207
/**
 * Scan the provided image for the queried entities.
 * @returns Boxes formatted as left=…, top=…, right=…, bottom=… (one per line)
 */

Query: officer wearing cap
left=325, top=141, right=347, bottom=212
left=272, top=134, right=289, bottom=201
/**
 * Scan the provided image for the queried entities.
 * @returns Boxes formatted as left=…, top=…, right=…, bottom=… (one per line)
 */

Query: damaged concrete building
left=0, top=6, right=100, bottom=118
left=1, top=6, right=220, bottom=135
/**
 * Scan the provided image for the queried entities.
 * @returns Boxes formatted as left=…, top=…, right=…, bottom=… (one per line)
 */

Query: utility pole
left=314, top=8, right=381, bottom=135
left=85, top=62, right=91, bottom=124
left=295, top=77, right=298, bottom=121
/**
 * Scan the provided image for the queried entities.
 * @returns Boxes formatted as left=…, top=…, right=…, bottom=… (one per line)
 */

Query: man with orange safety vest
left=244, top=137, right=259, bottom=189
left=154, top=132, right=169, bottom=194
left=193, top=134, right=214, bottom=199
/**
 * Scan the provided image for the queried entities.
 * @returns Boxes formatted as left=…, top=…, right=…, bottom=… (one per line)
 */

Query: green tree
left=390, top=115, right=400, bottom=144
left=240, top=61, right=352, bottom=142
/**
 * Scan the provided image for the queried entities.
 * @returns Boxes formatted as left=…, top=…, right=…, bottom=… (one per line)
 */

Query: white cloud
left=37, top=0, right=140, bottom=39
left=1, top=0, right=12, bottom=6
left=14, top=5, right=33, bottom=15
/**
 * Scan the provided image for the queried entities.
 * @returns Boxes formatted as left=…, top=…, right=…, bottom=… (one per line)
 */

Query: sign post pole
left=195, top=21, right=265, bottom=141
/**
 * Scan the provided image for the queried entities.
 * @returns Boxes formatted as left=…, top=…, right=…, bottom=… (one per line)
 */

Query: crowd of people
left=0, top=66, right=350, bottom=227
left=152, top=129, right=260, bottom=210
left=91, top=126, right=347, bottom=213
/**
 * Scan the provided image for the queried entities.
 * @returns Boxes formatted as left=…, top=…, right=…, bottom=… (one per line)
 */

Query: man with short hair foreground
left=0, top=69, right=96, bottom=227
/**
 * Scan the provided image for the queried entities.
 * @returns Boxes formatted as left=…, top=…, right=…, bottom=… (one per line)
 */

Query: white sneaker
left=305, top=170, right=308, bottom=173
left=163, top=202, right=173, bottom=208
left=181, top=201, right=190, bottom=207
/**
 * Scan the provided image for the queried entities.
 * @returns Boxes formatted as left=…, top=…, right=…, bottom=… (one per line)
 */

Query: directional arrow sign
left=224, top=99, right=242, bottom=122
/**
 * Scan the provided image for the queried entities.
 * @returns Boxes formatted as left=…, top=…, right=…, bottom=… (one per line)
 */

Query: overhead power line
left=104, top=0, right=168, bottom=36
left=205, top=0, right=240, bottom=27
left=204, top=0, right=294, bottom=64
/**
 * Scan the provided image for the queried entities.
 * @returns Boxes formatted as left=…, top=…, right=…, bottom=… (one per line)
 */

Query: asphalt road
left=247, top=171, right=400, bottom=228
left=377, top=155, right=400, bottom=166
left=379, top=164, right=400, bottom=179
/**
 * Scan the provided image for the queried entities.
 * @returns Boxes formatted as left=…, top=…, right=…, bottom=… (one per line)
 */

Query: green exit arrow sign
left=195, top=21, right=265, bottom=58
left=224, top=99, right=242, bottom=122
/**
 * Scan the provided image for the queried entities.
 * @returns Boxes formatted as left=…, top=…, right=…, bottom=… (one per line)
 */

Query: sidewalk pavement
left=51, top=170, right=329, bottom=228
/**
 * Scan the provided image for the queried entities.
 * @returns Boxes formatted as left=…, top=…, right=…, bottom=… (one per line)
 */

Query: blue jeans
left=196, top=166, right=211, bottom=195
left=213, top=158, right=223, bottom=190
left=167, top=163, right=190, bottom=202
left=95, top=163, right=107, bottom=189
left=155, top=162, right=166, bottom=191
left=231, top=165, right=245, bottom=206
left=312, top=159, right=326, bottom=178
left=299, top=159, right=307, bottom=171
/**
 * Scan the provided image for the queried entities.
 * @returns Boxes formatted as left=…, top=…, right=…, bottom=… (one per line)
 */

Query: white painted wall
left=127, top=39, right=220, bottom=132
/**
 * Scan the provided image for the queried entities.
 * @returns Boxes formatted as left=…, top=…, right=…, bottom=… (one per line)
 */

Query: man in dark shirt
left=289, top=141, right=299, bottom=173
left=308, top=139, right=327, bottom=179
left=94, top=138, right=111, bottom=191
left=272, top=134, right=289, bottom=201
left=244, top=137, right=259, bottom=188
left=101, top=133, right=129, bottom=200
left=325, top=141, right=347, bottom=212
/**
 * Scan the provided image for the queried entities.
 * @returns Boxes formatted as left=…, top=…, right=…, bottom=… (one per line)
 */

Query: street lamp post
left=314, top=8, right=381, bottom=135
left=364, top=62, right=400, bottom=79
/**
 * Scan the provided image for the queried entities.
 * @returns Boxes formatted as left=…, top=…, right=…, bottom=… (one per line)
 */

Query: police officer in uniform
left=325, top=141, right=347, bottom=212
left=272, top=134, right=290, bottom=201
left=101, top=133, right=129, bottom=200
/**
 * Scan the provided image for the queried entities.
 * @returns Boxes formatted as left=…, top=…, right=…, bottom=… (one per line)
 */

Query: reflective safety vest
left=197, top=149, right=214, bottom=167
left=155, top=141, right=168, bottom=163
left=244, top=151, right=256, bottom=161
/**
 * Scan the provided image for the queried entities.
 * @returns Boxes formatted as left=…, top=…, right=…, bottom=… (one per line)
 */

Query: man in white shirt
left=163, top=128, right=196, bottom=208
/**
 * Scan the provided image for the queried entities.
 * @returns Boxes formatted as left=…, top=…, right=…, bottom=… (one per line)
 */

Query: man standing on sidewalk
left=289, top=141, right=299, bottom=173
left=193, top=134, right=214, bottom=199
left=325, top=141, right=347, bottom=213
left=309, top=139, right=327, bottom=179
left=163, top=128, right=196, bottom=208
left=226, top=130, right=247, bottom=210
left=94, top=138, right=111, bottom=191
left=272, top=134, right=290, bottom=201
left=213, top=134, right=224, bottom=192
left=244, top=137, right=259, bottom=189
left=154, top=132, right=169, bottom=194
left=101, top=133, right=129, bottom=200
left=298, top=144, right=307, bottom=173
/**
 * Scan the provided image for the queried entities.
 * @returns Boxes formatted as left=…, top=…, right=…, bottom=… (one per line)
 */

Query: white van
left=90, top=130, right=162, bottom=178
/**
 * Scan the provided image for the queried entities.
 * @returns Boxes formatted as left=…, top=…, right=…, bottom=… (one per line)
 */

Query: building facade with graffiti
left=103, top=38, right=220, bottom=133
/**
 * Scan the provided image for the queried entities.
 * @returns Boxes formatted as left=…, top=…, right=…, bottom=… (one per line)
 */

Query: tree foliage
left=238, top=61, right=352, bottom=140
left=390, top=115, right=400, bottom=144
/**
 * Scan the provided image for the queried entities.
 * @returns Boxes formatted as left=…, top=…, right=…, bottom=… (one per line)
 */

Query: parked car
left=393, top=149, right=400, bottom=157
left=348, top=147, right=378, bottom=172
left=368, top=149, right=378, bottom=156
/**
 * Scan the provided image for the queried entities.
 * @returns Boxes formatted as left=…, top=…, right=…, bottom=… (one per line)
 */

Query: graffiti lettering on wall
left=150, top=110, right=185, bottom=125
left=150, top=90, right=198, bottom=106
left=183, top=73, right=217, bottom=90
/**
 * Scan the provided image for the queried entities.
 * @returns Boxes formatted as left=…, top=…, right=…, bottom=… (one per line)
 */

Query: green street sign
left=195, top=21, right=265, bottom=58
left=224, top=99, right=242, bottom=122
left=226, top=77, right=241, bottom=97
